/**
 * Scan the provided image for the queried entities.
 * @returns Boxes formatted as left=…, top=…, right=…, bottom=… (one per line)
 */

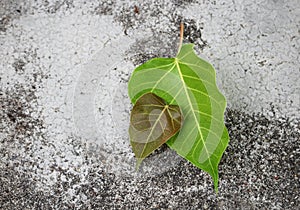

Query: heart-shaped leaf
left=129, top=93, right=182, bottom=168
left=128, top=44, right=229, bottom=192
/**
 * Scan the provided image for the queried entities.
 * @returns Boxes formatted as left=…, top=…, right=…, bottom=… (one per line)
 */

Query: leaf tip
left=214, top=184, right=219, bottom=194
left=213, top=174, right=219, bottom=194
left=135, top=158, right=144, bottom=171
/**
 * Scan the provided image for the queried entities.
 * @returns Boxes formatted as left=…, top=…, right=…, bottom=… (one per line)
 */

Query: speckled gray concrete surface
left=0, top=0, right=299, bottom=209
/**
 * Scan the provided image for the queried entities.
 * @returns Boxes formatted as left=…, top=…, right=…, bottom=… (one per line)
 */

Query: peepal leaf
left=128, top=44, right=229, bottom=192
left=129, top=93, right=182, bottom=168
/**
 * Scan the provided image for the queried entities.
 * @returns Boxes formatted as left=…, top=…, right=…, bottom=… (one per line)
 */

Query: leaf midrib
left=174, top=58, right=215, bottom=176
left=139, top=105, right=168, bottom=157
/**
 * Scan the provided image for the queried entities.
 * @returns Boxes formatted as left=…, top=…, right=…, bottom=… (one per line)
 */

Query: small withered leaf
left=129, top=93, right=182, bottom=168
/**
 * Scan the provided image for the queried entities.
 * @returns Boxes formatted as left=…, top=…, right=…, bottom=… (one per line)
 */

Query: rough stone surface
left=0, top=0, right=299, bottom=209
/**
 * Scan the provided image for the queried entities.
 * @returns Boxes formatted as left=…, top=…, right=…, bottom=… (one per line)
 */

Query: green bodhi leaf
left=128, top=44, right=229, bottom=192
left=129, top=93, right=183, bottom=168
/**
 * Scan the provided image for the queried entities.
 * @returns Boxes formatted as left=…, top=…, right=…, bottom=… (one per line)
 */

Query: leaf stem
left=177, top=22, right=184, bottom=55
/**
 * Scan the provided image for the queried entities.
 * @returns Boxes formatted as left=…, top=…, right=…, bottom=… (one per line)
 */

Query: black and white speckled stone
left=0, top=0, right=299, bottom=209
left=1, top=108, right=299, bottom=209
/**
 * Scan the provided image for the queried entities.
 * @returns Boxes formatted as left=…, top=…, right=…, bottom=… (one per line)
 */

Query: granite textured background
left=0, top=0, right=299, bottom=209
